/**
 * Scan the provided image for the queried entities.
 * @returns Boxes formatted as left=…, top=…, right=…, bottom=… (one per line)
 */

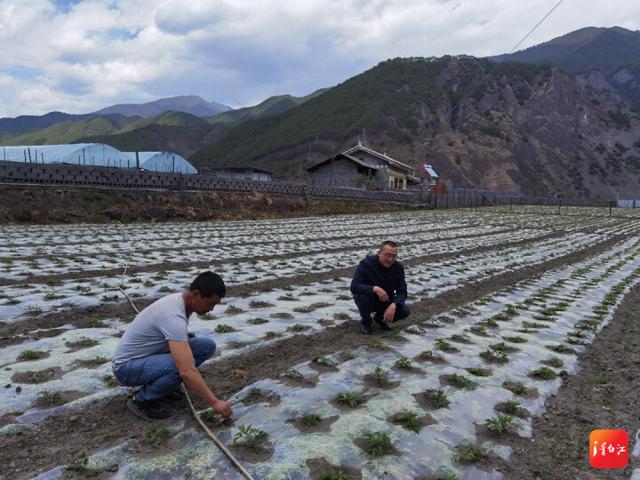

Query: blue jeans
left=353, top=293, right=411, bottom=327
left=114, top=337, right=215, bottom=402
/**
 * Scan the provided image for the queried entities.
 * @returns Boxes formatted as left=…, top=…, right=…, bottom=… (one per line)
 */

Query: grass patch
left=530, top=367, right=558, bottom=380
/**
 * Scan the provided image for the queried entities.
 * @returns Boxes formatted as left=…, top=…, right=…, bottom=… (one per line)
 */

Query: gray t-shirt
left=112, top=293, right=189, bottom=370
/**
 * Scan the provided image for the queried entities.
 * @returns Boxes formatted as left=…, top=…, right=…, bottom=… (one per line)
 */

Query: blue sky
left=0, top=0, right=639, bottom=118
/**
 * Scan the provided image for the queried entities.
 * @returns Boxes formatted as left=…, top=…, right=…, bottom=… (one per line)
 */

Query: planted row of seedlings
left=35, top=236, right=640, bottom=479
left=0, top=208, right=616, bottom=253
left=0, top=223, right=562, bottom=322
left=0, top=230, right=608, bottom=420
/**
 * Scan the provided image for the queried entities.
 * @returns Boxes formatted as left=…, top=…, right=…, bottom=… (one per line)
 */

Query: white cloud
left=0, top=0, right=639, bottom=117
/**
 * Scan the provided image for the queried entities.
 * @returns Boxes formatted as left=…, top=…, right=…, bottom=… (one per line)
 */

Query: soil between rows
left=491, top=284, right=640, bottom=480
left=0, top=233, right=633, bottom=479
left=0, top=228, right=595, bottom=347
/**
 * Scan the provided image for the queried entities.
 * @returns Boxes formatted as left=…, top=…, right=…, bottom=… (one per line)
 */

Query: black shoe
left=359, top=322, right=372, bottom=335
left=161, top=388, right=185, bottom=404
left=127, top=397, right=172, bottom=421
left=378, top=322, right=392, bottom=331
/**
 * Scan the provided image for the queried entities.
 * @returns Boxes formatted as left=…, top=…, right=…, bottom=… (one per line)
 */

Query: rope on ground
left=117, top=289, right=254, bottom=480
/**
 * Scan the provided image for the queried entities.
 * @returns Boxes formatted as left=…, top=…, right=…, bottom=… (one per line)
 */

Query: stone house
left=306, top=142, right=417, bottom=190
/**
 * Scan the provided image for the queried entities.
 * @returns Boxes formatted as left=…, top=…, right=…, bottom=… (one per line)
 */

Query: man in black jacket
left=350, top=240, right=410, bottom=334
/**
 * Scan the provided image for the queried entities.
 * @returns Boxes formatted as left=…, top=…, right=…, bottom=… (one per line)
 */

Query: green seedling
left=39, top=390, right=62, bottom=405
left=66, top=337, right=98, bottom=349
left=86, top=317, right=104, bottom=328
left=362, top=431, right=393, bottom=456
left=102, top=374, right=119, bottom=388
left=530, top=367, right=558, bottom=380
left=244, top=387, right=263, bottom=402
left=374, top=366, right=391, bottom=386
left=503, top=336, right=527, bottom=344
left=18, top=349, right=47, bottom=361
left=287, top=323, right=309, bottom=332
left=495, top=400, right=530, bottom=418
left=394, top=357, right=412, bottom=369
left=263, top=331, right=281, bottom=339
left=225, top=305, right=244, bottom=314
left=422, top=388, right=450, bottom=409
left=454, top=443, right=485, bottom=464
left=484, top=415, right=514, bottom=434
left=393, top=411, right=423, bottom=433
left=314, top=355, right=338, bottom=368
left=444, top=374, right=477, bottom=390
left=449, top=333, right=471, bottom=343
left=336, top=391, right=363, bottom=407
left=24, top=305, right=43, bottom=315
left=318, top=469, right=350, bottom=480
left=249, top=300, right=274, bottom=308
left=435, top=338, right=457, bottom=352
left=301, top=413, right=322, bottom=427
left=144, top=427, right=171, bottom=448
left=503, top=381, right=528, bottom=396
left=232, top=424, right=268, bottom=449
left=200, top=410, right=216, bottom=421
left=466, top=367, right=492, bottom=377
left=479, top=349, right=508, bottom=364
left=215, top=324, right=238, bottom=333
left=284, top=368, right=304, bottom=380
left=548, top=343, right=574, bottom=354
left=247, top=317, right=269, bottom=325
left=65, top=457, right=102, bottom=477
left=544, top=357, right=564, bottom=368
left=596, top=373, right=609, bottom=385
left=158, top=286, right=171, bottom=293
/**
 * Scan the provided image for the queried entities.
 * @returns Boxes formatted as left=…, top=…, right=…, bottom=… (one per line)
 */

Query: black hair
left=189, top=271, right=226, bottom=298
left=380, top=240, right=397, bottom=249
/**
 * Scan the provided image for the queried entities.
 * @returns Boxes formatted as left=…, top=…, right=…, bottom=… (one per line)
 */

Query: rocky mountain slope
left=191, top=56, right=640, bottom=198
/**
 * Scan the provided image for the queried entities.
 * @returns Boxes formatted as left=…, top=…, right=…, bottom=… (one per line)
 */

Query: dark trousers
left=353, top=293, right=411, bottom=326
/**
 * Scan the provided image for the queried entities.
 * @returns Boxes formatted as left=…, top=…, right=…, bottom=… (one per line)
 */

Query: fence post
left=609, top=201, right=613, bottom=217
left=558, top=198, right=561, bottom=215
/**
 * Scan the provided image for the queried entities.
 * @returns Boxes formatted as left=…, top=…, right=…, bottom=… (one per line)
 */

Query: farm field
left=1, top=207, right=640, bottom=479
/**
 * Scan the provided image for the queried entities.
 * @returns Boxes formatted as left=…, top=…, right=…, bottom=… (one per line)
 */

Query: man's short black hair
left=380, top=240, right=397, bottom=249
left=190, top=271, right=226, bottom=298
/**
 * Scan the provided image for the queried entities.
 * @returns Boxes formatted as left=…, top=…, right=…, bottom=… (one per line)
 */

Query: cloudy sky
left=1, top=0, right=639, bottom=117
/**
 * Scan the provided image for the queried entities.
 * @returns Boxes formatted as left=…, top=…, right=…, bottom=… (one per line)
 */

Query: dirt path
left=494, top=285, right=640, bottom=480
left=0, top=233, right=630, bottom=479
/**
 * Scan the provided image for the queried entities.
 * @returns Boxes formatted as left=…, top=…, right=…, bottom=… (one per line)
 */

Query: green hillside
left=1, top=114, right=136, bottom=145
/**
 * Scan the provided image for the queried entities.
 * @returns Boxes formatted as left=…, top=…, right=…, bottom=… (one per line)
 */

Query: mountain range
left=1, top=26, right=639, bottom=198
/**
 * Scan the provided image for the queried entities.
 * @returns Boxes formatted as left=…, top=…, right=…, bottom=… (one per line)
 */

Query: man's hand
left=212, top=399, right=232, bottom=417
left=373, top=286, right=389, bottom=302
left=383, top=303, right=396, bottom=323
